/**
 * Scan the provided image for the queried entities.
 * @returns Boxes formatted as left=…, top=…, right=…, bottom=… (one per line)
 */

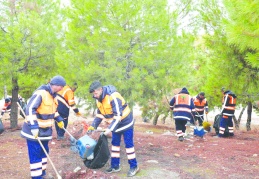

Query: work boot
left=105, top=166, right=121, bottom=174
left=127, top=166, right=140, bottom=177
left=178, top=136, right=184, bottom=142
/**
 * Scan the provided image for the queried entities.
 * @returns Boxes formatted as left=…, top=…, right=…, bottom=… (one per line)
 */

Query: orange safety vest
left=222, top=94, right=236, bottom=111
left=193, top=98, right=207, bottom=112
left=27, top=90, right=58, bottom=128
left=96, top=92, right=130, bottom=122
left=57, top=85, right=76, bottom=107
left=173, top=94, right=191, bottom=113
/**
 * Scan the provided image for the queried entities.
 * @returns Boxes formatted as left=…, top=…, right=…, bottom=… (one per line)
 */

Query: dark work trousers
left=219, top=115, right=234, bottom=137
left=194, top=115, right=204, bottom=126
left=175, top=119, right=187, bottom=137
left=111, top=128, right=138, bottom=169
left=27, top=139, right=49, bottom=179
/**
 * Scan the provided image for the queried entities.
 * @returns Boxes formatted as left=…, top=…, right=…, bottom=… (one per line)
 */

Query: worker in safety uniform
left=218, top=88, right=236, bottom=137
left=20, top=75, right=66, bottom=179
left=1, top=95, right=26, bottom=119
left=169, top=87, right=195, bottom=142
left=192, top=92, right=208, bottom=126
left=87, top=81, right=139, bottom=177
left=1, top=98, right=11, bottom=117
left=55, top=82, right=81, bottom=140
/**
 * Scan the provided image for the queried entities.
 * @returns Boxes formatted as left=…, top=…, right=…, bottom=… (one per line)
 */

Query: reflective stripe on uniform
left=111, top=152, right=120, bottom=158
left=42, top=157, right=47, bottom=170
left=173, top=108, right=191, bottom=113
left=30, top=162, right=42, bottom=169
left=126, top=147, right=135, bottom=153
left=112, top=145, right=120, bottom=151
left=127, top=153, right=136, bottom=160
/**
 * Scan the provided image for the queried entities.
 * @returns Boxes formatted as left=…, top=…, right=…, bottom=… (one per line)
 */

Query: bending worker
left=219, top=88, right=236, bottom=137
left=88, top=81, right=139, bottom=177
left=192, top=92, right=209, bottom=126
left=55, top=82, right=81, bottom=140
left=1, top=98, right=11, bottom=117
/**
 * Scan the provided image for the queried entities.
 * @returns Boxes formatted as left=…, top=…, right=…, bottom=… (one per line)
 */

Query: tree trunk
left=10, top=77, right=19, bottom=129
left=246, top=101, right=252, bottom=131
left=161, top=115, right=166, bottom=124
left=232, top=115, right=238, bottom=129
left=152, top=113, right=159, bottom=125
left=236, top=106, right=246, bottom=130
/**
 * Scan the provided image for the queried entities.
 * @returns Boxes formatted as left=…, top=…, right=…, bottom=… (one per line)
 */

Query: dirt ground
left=1, top=112, right=259, bottom=179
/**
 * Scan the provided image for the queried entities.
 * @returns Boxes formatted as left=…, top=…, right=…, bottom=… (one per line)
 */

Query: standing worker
left=192, top=92, right=209, bottom=126
left=20, top=75, right=66, bottom=179
left=218, top=88, right=236, bottom=137
left=169, top=87, right=195, bottom=141
left=87, top=81, right=139, bottom=177
left=55, top=82, right=81, bottom=140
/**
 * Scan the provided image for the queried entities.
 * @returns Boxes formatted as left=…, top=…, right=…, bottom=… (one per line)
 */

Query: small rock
left=81, top=170, right=86, bottom=174
left=174, top=153, right=180, bottom=157
left=74, top=166, right=81, bottom=172
left=146, top=130, right=153, bottom=134
left=146, top=160, right=159, bottom=163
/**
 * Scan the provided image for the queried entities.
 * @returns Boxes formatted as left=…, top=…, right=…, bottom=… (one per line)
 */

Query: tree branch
left=0, top=26, right=7, bottom=33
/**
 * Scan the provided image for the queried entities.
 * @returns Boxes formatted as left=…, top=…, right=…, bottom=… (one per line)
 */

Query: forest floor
left=1, top=110, right=259, bottom=179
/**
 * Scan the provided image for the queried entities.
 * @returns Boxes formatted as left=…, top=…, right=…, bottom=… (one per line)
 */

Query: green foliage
left=57, top=0, right=197, bottom=117
left=2, top=0, right=257, bottom=125
left=189, top=0, right=259, bottom=109
left=0, top=0, right=63, bottom=99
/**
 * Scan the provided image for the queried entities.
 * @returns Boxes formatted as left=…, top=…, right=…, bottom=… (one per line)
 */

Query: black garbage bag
left=84, top=134, right=110, bottom=169
left=213, top=114, right=229, bottom=136
left=0, top=119, right=4, bottom=134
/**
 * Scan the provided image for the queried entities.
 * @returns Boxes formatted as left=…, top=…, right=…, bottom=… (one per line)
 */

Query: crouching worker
left=21, top=75, right=66, bottom=179
left=88, top=81, right=139, bottom=177
left=1, top=98, right=12, bottom=118
left=218, top=88, right=237, bottom=137
left=56, top=82, right=81, bottom=140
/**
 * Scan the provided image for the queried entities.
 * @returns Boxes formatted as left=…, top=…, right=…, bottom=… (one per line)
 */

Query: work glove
left=87, top=126, right=95, bottom=133
left=103, top=128, right=111, bottom=136
left=76, top=112, right=81, bottom=117
left=31, top=129, right=39, bottom=138
left=57, top=121, right=64, bottom=129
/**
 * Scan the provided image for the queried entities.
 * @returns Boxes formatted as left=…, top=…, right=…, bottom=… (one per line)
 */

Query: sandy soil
left=1, top=110, right=259, bottom=179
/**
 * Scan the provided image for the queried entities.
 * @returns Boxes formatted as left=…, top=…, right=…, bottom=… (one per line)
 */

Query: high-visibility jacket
left=56, top=85, right=79, bottom=118
left=221, top=90, right=236, bottom=116
left=21, top=84, right=63, bottom=141
left=170, top=88, right=194, bottom=121
left=91, top=85, right=133, bottom=133
left=192, top=95, right=208, bottom=116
